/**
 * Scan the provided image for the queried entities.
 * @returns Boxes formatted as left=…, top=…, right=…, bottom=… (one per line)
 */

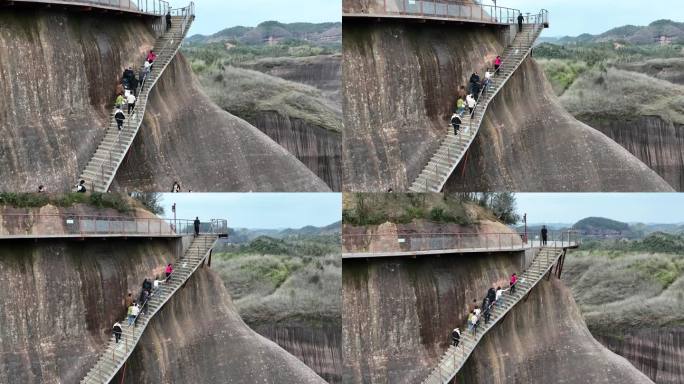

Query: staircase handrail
left=83, top=4, right=194, bottom=191
left=345, top=0, right=522, bottom=25
left=422, top=246, right=565, bottom=383
left=85, top=235, right=218, bottom=384
left=419, top=10, right=546, bottom=192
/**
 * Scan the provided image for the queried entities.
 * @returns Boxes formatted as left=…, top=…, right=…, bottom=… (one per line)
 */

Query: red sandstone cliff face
left=0, top=221, right=325, bottom=383
left=342, top=19, right=672, bottom=191
left=0, top=8, right=329, bottom=192
left=343, top=251, right=652, bottom=383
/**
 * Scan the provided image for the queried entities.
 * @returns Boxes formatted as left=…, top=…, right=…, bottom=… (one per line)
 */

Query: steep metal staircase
left=409, top=12, right=547, bottom=192
left=421, top=246, right=565, bottom=384
left=80, top=234, right=217, bottom=384
left=78, top=4, right=195, bottom=192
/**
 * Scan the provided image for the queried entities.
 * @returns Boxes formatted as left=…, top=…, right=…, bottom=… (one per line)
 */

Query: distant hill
left=573, top=217, right=630, bottom=232
left=187, top=21, right=342, bottom=46
left=225, top=221, right=341, bottom=244
left=545, top=20, right=684, bottom=45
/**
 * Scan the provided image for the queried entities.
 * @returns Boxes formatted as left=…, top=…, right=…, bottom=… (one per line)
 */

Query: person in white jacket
left=126, top=93, right=136, bottom=115
left=466, top=94, right=476, bottom=115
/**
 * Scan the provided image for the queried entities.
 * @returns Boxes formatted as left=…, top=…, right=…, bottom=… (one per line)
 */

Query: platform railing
left=346, top=0, right=521, bottom=25
left=0, top=214, right=228, bottom=238
left=11, top=0, right=171, bottom=16
left=342, top=230, right=580, bottom=254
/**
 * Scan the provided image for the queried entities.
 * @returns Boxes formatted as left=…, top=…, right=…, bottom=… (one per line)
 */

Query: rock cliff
left=342, top=226, right=652, bottom=383
left=111, top=55, right=331, bottom=192
left=0, top=206, right=326, bottom=383
left=447, top=58, right=672, bottom=192
left=342, top=17, right=673, bottom=191
left=0, top=7, right=328, bottom=192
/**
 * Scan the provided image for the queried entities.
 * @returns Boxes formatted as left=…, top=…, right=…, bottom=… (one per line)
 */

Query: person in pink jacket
left=494, top=56, right=502, bottom=72
left=165, top=263, right=174, bottom=280
left=510, top=273, right=517, bottom=294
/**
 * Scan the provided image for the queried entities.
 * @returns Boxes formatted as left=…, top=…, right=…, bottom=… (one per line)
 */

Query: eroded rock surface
left=343, top=246, right=652, bottom=383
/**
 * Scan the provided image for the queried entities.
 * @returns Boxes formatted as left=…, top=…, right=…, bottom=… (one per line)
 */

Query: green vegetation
left=573, top=217, right=629, bottom=232
left=199, top=66, right=341, bottom=132
left=564, top=233, right=684, bottom=334
left=0, top=193, right=131, bottom=212
left=129, top=192, right=164, bottom=215
left=212, top=234, right=341, bottom=325
left=185, top=40, right=338, bottom=72
left=535, top=40, right=684, bottom=98
left=581, top=232, right=684, bottom=254
left=342, top=192, right=519, bottom=226
left=535, top=59, right=589, bottom=94
left=215, top=234, right=340, bottom=257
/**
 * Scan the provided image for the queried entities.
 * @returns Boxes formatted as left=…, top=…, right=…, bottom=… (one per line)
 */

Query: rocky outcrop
left=342, top=22, right=508, bottom=191
left=237, top=55, right=342, bottom=105
left=571, top=115, right=684, bottom=191
left=0, top=9, right=154, bottom=191
left=446, top=58, right=673, bottom=192
left=252, top=323, right=342, bottom=383
left=595, top=329, right=684, bottom=384
left=343, top=251, right=652, bottom=383
left=114, top=270, right=326, bottom=383
left=0, top=7, right=329, bottom=192
left=250, top=111, right=341, bottom=191
left=0, top=225, right=325, bottom=383
left=111, top=54, right=330, bottom=192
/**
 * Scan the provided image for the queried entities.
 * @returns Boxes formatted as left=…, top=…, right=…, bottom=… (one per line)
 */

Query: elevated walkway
left=421, top=246, right=567, bottom=383
left=343, top=1, right=522, bottom=26
left=8, top=0, right=172, bottom=17
left=78, top=4, right=195, bottom=192
left=0, top=214, right=228, bottom=240
left=80, top=234, right=218, bottom=384
left=342, top=231, right=578, bottom=259
left=409, top=11, right=548, bottom=192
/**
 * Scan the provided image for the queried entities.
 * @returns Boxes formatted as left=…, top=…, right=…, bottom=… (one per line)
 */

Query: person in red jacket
left=494, top=56, right=502, bottom=72
left=165, top=263, right=173, bottom=280
left=510, top=273, right=517, bottom=294
left=146, top=50, right=157, bottom=63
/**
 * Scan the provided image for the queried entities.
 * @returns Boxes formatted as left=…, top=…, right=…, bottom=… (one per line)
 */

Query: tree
left=130, top=192, right=165, bottom=216
left=489, top=192, right=520, bottom=225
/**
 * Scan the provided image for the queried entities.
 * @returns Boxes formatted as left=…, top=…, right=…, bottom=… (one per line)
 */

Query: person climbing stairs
left=421, top=246, right=565, bottom=384
left=78, top=9, right=195, bottom=193
left=80, top=234, right=217, bottom=384
left=409, top=15, right=547, bottom=192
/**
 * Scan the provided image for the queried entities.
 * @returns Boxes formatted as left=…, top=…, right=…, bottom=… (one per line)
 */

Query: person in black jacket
left=112, top=322, right=123, bottom=343
left=450, top=113, right=462, bottom=135
left=194, top=217, right=200, bottom=236
left=518, top=13, right=524, bottom=32
left=114, top=108, right=126, bottom=130
left=451, top=328, right=461, bottom=347
left=541, top=225, right=548, bottom=246
left=166, top=12, right=172, bottom=31
left=487, top=287, right=496, bottom=305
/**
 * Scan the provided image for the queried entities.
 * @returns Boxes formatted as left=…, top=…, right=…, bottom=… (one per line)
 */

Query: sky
left=515, top=193, right=684, bottom=225
left=167, top=0, right=341, bottom=36
left=486, top=0, right=683, bottom=37
left=158, top=193, right=341, bottom=229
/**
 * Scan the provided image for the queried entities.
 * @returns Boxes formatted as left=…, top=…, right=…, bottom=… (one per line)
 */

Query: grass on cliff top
left=212, top=235, right=341, bottom=325
left=559, top=66, right=684, bottom=124
left=198, top=65, right=341, bottom=132
left=564, top=247, right=684, bottom=335
left=0, top=193, right=132, bottom=212
left=341, top=193, right=519, bottom=227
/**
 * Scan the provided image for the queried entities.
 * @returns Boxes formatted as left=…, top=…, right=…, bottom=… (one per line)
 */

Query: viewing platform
left=343, top=1, right=546, bottom=27
left=6, top=0, right=174, bottom=17
left=0, top=214, right=228, bottom=240
left=342, top=231, right=579, bottom=259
